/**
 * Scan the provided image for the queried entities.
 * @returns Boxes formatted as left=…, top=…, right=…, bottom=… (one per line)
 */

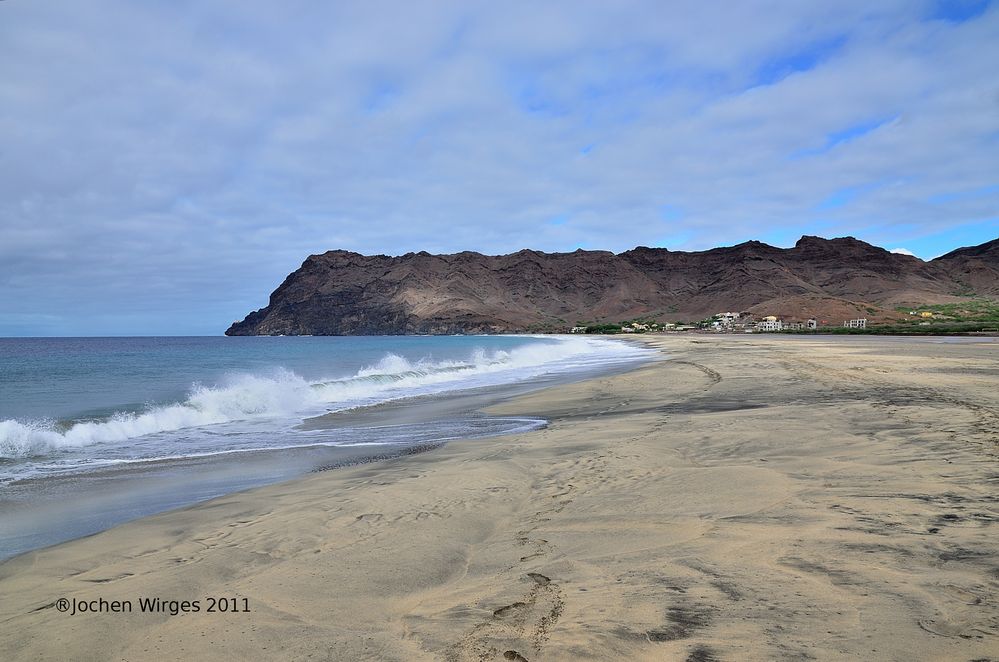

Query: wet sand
left=0, top=335, right=996, bottom=661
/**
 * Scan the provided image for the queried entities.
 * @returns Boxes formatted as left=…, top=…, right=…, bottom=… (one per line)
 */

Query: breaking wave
left=0, top=336, right=649, bottom=459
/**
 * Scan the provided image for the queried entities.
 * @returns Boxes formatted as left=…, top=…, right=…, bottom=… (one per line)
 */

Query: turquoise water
left=0, top=335, right=653, bottom=482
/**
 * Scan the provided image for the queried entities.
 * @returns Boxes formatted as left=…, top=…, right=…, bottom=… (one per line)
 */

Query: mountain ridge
left=226, top=235, right=999, bottom=335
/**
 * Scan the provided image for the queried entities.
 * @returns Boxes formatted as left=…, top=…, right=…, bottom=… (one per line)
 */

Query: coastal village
left=567, top=301, right=999, bottom=335
left=570, top=311, right=865, bottom=334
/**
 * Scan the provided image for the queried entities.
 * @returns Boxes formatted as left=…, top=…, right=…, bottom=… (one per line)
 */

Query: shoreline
left=1, top=335, right=996, bottom=660
left=0, top=343, right=653, bottom=563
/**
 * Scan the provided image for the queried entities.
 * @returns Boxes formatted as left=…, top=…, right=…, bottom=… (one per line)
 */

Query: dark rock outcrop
left=932, top=237, right=999, bottom=295
left=226, top=236, right=999, bottom=335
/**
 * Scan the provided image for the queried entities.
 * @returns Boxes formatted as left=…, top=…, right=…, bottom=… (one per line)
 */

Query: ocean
left=0, top=335, right=654, bottom=559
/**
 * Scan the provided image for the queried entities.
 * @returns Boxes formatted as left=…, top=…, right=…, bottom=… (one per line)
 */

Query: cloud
left=0, top=0, right=997, bottom=334
left=889, top=248, right=916, bottom=256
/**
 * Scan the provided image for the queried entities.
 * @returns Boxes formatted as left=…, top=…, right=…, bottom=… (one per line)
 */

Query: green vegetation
left=582, top=323, right=622, bottom=334
left=575, top=318, right=668, bottom=334
left=894, top=299, right=999, bottom=323
left=827, top=322, right=999, bottom=335
left=766, top=300, right=999, bottom=335
left=571, top=301, right=999, bottom=336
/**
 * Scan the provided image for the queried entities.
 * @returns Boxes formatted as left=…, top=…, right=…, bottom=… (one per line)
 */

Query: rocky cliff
left=225, top=235, right=999, bottom=335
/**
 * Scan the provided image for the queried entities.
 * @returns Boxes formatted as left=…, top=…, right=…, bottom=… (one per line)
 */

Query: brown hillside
left=226, top=236, right=999, bottom=335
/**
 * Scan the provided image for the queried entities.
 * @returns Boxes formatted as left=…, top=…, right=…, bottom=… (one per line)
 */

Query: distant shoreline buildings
left=570, top=312, right=828, bottom=334
left=563, top=308, right=999, bottom=336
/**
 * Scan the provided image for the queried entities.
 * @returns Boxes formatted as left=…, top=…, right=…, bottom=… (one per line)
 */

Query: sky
left=1, top=1, right=997, bottom=336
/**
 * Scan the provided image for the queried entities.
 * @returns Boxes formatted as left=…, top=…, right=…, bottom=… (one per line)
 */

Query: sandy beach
left=1, top=335, right=996, bottom=661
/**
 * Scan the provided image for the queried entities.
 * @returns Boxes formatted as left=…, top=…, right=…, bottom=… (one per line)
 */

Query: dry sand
left=1, top=335, right=997, bottom=661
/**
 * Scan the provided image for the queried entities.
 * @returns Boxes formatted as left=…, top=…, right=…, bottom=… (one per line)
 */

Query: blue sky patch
left=793, top=115, right=897, bottom=158
left=660, top=205, right=684, bottom=222
left=753, top=35, right=847, bottom=87
left=929, top=0, right=991, bottom=23
left=889, top=219, right=999, bottom=259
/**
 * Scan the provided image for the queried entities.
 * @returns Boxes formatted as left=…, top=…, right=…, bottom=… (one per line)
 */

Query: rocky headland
left=226, top=236, right=999, bottom=335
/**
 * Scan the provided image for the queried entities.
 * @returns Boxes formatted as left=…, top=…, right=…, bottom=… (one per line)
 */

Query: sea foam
left=0, top=336, right=649, bottom=459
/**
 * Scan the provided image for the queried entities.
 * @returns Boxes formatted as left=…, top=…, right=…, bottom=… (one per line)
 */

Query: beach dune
left=0, top=335, right=996, bottom=661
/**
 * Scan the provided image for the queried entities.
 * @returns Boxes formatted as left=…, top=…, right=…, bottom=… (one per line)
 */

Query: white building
left=807, top=319, right=817, bottom=330
left=715, top=312, right=740, bottom=328
left=844, top=318, right=867, bottom=329
left=757, top=318, right=783, bottom=332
